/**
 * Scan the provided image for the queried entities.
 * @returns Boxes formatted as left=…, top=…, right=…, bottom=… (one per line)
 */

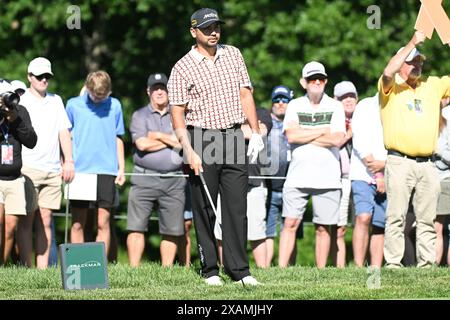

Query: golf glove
left=247, top=133, right=264, bottom=163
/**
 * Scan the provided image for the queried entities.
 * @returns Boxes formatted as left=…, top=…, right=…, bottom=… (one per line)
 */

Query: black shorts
left=70, top=174, right=117, bottom=209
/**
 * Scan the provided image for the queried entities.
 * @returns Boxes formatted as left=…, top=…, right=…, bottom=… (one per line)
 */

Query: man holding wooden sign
left=378, top=30, right=450, bottom=268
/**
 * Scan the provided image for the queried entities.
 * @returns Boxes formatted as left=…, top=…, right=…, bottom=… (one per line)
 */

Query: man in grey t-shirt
left=126, top=73, right=187, bottom=267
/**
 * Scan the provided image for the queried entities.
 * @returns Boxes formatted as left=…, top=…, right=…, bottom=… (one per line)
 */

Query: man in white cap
left=379, top=31, right=450, bottom=268
left=279, top=61, right=346, bottom=268
left=0, top=79, right=37, bottom=265
left=17, top=57, right=75, bottom=268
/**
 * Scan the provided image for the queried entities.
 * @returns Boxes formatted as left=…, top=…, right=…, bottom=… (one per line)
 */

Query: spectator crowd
left=0, top=9, right=449, bottom=286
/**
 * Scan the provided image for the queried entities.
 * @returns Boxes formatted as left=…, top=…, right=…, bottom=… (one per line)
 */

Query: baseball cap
left=396, top=47, right=426, bottom=62
left=191, top=8, right=225, bottom=28
left=27, top=57, right=54, bottom=76
left=0, top=79, right=13, bottom=95
left=271, top=85, right=293, bottom=101
left=302, top=61, right=327, bottom=79
left=147, top=73, right=168, bottom=87
left=11, top=80, right=27, bottom=94
left=334, top=81, right=358, bottom=98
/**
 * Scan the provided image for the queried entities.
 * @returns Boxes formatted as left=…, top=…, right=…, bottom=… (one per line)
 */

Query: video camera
left=0, top=91, right=20, bottom=114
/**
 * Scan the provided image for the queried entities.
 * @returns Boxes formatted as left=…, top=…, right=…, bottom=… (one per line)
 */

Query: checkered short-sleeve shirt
left=168, top=44, right=251, bottom=129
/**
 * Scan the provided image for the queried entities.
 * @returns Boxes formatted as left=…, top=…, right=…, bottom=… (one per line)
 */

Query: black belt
left=187, top=124, right=241, bottom=133
left=387, top=150, right=434, bottom=163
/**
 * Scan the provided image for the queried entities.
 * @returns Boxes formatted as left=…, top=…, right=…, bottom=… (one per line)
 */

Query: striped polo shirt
left=167, top=44, right=251, bottom=129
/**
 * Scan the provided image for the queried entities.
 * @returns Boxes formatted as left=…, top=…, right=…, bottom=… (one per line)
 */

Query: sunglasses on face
left=306, top=77, right=327, bottom=84
left=272, top=97, right=290, bottom=104
left=33, top=74, right=52, bottom=81
left=197, top=22, right=222, bottom=34
left=405, top=59, right=424, bottom=66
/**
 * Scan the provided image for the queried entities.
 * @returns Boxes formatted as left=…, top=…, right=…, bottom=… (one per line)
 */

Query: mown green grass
left=0, top=263, right=449, bottom=300
left=29, top=210, right=449, bottom=300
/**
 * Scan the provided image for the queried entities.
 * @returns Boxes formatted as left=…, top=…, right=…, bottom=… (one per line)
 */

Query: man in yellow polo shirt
left=379, top=30, right=450, bottom=268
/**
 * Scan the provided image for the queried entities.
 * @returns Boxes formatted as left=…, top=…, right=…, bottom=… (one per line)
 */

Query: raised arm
left=381, top=31, right=426, bottom=93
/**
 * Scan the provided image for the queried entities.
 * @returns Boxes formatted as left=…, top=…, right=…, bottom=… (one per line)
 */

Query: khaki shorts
left=22, top=166, right=62, bottom=211
left=0, top=176, right=27, bottom=215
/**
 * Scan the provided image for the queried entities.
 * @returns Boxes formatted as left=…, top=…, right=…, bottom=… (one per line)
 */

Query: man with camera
left=0, top=80, right=37, bottom=265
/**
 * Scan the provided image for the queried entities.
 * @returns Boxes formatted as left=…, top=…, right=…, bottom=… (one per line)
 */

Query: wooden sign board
left=415, top=0, right=450, bottom=45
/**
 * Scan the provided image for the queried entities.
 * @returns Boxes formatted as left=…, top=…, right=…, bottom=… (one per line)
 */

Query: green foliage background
left=2, top=0, right=450, bottom=109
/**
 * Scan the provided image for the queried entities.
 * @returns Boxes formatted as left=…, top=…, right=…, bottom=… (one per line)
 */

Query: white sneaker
left=235, top=275, right=262, bottom=286
left=205, top=275, right=223, bottom=286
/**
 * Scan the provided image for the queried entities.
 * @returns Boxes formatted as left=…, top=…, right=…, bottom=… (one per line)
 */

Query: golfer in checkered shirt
left=168, top=8, right=264, bottom=286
